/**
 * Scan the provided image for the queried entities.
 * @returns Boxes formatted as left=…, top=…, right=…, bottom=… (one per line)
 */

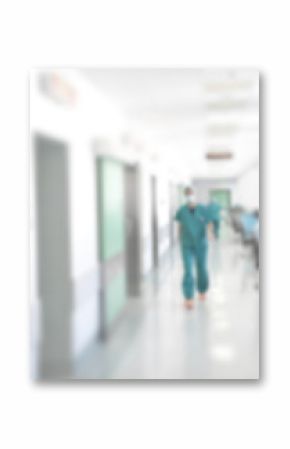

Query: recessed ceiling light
left=206, top=124, right=238, bottom=136
left=204, top=80, right=254, bottom=92
left=206, top=99, right=258, bottom=111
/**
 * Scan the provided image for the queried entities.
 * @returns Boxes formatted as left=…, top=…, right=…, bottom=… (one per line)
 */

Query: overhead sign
left=206, top=151, right=233, bottom=160
left=39, top=72, right=76, bottom=106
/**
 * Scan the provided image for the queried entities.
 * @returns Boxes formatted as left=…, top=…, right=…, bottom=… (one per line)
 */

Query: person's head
left=184, top=186, right=196, bottom=206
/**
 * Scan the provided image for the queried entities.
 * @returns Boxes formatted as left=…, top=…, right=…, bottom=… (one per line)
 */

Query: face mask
left=186, top=194, right=196, bottom=204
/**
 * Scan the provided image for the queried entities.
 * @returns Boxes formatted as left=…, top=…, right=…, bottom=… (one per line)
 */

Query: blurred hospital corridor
left=29, top=68, right=259, bottom=381
left=75, top=223, right=259, bottom=380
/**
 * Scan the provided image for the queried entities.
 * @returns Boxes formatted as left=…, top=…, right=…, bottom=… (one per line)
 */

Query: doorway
left=34, top=134, right=72, bottom=379
left=210, top=189, right=231, bottom=209
left=124, top=164, right=141, bottom=297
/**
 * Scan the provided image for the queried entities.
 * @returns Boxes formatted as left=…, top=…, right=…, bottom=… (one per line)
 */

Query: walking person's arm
left=178, top=223, right=182, bottom=240
left=207, top=223, right=214, bottom=240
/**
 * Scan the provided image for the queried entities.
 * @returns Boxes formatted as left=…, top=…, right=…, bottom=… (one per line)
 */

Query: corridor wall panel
left=156, top=177, right=171, bottom=259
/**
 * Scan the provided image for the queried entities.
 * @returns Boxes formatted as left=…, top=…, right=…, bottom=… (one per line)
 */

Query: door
left=124, top=165, right=141, bottom=297
left=210, top=189, right=231, bottom=209
left=34, top=134, right=72, bottom=379
left=97, top=157, right=127, bottom=338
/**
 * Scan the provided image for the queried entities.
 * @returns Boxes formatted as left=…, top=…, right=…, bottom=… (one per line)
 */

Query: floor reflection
left=74, top=225, right=259, bottom=380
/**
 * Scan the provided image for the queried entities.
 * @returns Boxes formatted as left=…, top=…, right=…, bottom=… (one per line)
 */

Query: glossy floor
left=74, top=226, right=259, bottom=380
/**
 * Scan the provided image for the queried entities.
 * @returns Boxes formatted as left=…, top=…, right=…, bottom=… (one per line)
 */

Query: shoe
left=198, top=293, right=206, bottom=301
left=184, top=299, right=194, bottom=309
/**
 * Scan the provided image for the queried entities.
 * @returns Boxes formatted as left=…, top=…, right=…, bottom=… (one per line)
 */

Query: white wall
left=139, top=163, right=153, bottom=275
left=156, top=174, right=171, bottom=258
left=233, top=164, right=259, bottom=210
left=30, top=70, right=125, bottom=361
left=139, top=163, right=181, bottom=275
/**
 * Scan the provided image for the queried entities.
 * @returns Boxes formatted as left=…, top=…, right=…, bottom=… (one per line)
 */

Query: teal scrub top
left=207, top=202, right=221, bottom=222
left=175, top=204, right=210, bottom=247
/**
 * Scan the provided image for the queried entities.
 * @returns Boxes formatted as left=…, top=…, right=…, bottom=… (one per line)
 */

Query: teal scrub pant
left=213, top=219, right=220, bottom=238
left=181, top=243, right=209, bottom=299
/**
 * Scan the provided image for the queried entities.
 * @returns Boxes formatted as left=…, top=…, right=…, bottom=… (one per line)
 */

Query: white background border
left=0, top=1, right=287, bottom=448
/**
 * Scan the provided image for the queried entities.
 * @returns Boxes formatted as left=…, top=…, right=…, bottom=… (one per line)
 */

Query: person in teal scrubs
left=175, top=187, right=212, bottom=309
left=207, top=200, right=222, bottom=239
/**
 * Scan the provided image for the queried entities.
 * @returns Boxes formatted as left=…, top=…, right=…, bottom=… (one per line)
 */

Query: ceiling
left=81, top=68, right=259, bottom=179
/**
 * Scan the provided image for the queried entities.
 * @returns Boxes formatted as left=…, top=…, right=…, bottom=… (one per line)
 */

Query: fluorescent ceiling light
left=206, top=99, right=258, bottom=111
left=206, top=123, right=239, bottom=136
left=204, top=79, right=254, bottom=92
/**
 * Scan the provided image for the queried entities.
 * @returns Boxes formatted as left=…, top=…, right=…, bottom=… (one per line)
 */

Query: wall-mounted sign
left=206, top=151, right=233, bottom=160
left=39, top=72, right=76, bottom=106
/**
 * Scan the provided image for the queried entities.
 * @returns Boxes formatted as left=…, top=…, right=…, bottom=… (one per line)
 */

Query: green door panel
left=97, top=157, right=127, bottom=334
left=210, top=189, right=231, bottom=209
left=99, top=159, right=125, bottom=260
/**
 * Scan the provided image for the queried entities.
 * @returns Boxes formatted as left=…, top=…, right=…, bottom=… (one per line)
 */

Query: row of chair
left=230, top=207, right=259, bottom=269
